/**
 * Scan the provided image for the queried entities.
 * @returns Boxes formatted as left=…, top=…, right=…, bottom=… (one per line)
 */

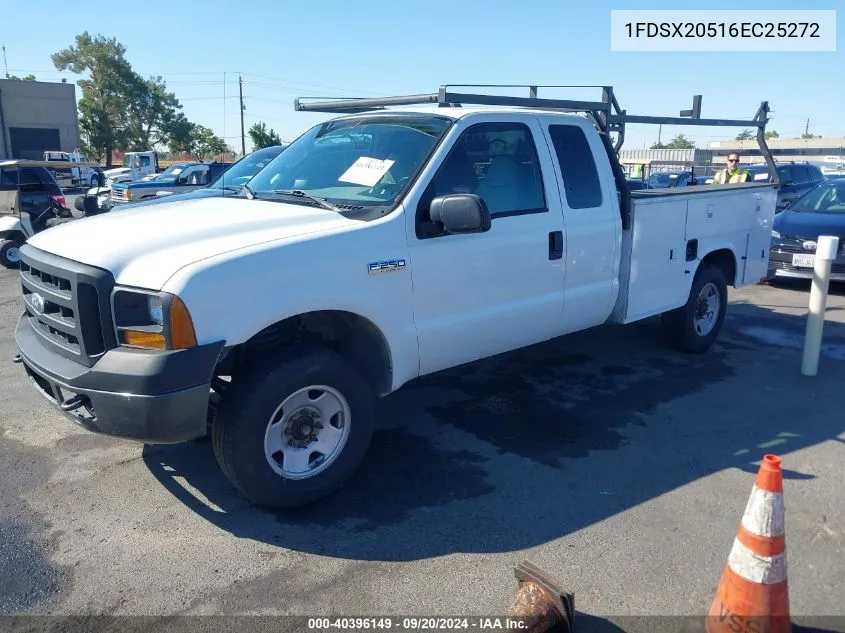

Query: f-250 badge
left=368, top=259, right=406, bottom=275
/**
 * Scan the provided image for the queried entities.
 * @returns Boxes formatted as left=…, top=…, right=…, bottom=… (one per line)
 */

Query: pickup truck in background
left=99, top=151, right=162, bottom=188
left=109, top=162, right=232, bottom=206
left=12, top=86, right=778, bottom=509
left=44, top=150, right=104, bottom=189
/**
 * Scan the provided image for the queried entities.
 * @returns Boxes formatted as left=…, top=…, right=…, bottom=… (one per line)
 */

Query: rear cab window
left=547, top=124, right=603, bottom=209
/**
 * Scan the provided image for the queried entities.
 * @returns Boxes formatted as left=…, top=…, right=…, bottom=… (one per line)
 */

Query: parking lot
left=1, top=267, right=844, bottom=625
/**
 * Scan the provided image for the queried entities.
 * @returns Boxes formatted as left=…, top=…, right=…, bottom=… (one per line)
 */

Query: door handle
left=549, top=231, right=563, bottom=260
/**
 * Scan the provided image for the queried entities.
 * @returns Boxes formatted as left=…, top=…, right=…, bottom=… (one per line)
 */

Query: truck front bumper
left=15, top=315, right=225, bottom=444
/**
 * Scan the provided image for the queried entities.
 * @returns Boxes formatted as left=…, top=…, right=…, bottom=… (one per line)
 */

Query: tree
left=666, top=134, right=694, bottom=149
left=8, top=74, right=36, bottom=81
left=52, top=33, right=140, bottom=167
left=248, top=122, right=282, bottom=150
left=650, top=134, right=694, bottom=150
left=800, top=132, right=821, bottom=140
left=765, top=130, right=779, bottom=139
left=735, top=129, right=755, bottom=141
left=178, top=124, right=227, bottom=161
left=126, top=75, right=184, bottom=150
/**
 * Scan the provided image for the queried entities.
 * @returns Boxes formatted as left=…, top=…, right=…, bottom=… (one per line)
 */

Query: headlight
left=771, top=230, right=781, bottom=239
left=112, top=289, right=196, bottom=350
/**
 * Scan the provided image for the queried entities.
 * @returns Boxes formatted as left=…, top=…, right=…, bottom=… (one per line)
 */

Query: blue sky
left=2, top=0, right=841, bottom=152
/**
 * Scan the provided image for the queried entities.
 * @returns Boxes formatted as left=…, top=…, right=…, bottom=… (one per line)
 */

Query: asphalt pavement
left=1, top=269, right=843, bottom=629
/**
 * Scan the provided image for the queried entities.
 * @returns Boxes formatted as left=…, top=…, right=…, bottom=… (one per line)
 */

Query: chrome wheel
left=694, top=281, right=720, bottom=336
left=263, top=385, right=351, bottom=480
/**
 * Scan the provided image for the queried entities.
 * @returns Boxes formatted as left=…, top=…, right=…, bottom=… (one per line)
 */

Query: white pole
left=801, top=235, right=840, bottom=376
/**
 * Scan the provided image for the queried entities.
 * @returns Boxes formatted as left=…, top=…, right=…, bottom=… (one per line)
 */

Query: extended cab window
left=425, top=122, right=545, bottom=218
left=547, top=125, right=603, bottom=209
left=139, top=156, right=151, bottom=168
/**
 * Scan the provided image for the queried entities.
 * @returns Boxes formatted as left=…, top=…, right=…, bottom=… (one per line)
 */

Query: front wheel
left=0, top=240, right=23, bottom=269
left=660, top=264, right=728, bottom=353
left=212, top=348, right=375, bottom=509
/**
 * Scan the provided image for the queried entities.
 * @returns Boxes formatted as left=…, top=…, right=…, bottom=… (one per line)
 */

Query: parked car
left=744, top=162, right=826, bottom=212
left=13, top=96, right=777, bottom=509
left=109, top=162, right=231, bottom=206
left=646, top=171, right=684, bottom=188
left=768, top=179, right=845, bottom=282
left=112, top=145, right=288, bottom=210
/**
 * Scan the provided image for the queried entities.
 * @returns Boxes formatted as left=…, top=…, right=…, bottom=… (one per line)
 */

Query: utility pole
left=2, top=45, right=8, bottom=78
left=657, top=124, right=662, bottom=146
left=239, top=74, right=246, bottom=156
left=805, top=118, right=810, bottom=137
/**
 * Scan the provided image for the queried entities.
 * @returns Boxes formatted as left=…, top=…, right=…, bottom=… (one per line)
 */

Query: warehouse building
left=0, top=78, right=80, bottom=160
left=708, top=137, right=845, bottom=164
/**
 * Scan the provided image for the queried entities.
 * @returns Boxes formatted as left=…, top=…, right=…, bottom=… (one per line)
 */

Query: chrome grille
left=19, top=248, right=116, bottom=367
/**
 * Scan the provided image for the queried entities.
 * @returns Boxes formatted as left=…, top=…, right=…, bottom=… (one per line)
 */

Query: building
left=0, top=78, right=80, bottom=160
left=708, top=137, right=845, bottom=164
left=618, top=148, right=715, bottom=177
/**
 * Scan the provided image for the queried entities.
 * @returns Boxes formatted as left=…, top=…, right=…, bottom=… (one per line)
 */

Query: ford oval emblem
left=31, top=293, right=45, bottom=313
left=803, top=240, right=818, bottom=251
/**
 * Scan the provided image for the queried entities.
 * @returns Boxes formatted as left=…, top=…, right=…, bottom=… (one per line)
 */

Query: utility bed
left=611, top=183, right=777, bottom=324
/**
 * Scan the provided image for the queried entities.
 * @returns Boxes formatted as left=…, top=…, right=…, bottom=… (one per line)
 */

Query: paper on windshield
left=339, top=157, right=395, bottom=187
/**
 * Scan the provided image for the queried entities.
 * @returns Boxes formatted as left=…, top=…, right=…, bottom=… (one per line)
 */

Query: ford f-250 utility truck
left=12, top=85, right=779, bottom=509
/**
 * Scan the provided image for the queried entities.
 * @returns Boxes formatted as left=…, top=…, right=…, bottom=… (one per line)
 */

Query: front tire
left=660, top=264, right=727, bottom=353
left=212, top=348, right=375, bottom=509
left=0, top=240, right=23, bottom=269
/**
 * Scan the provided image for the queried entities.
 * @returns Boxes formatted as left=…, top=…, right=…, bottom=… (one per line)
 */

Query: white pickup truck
left=13, top=87, right=777, bottom=508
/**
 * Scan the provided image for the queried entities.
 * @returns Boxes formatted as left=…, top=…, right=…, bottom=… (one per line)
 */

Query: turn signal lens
left=121, top=330, right=166, bottom=350
left=169, top=296, right=197, bottom=350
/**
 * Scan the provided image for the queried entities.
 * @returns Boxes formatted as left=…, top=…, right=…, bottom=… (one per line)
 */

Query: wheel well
left=219, top=311, right=393, bottom=396
left=0, top=231, right=26, bottom=244
left=700, top=249, right=737, bottom=286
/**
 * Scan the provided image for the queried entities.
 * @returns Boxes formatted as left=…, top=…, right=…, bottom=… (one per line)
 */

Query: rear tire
left=0, top=240, right=23, bottom=269
left=660, top=264, right=727, bottom=353
left=212, top=347, right=375, bottom=509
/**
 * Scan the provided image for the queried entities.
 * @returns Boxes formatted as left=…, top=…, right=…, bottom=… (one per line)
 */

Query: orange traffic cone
left=707, top=454, right=791, bottom=633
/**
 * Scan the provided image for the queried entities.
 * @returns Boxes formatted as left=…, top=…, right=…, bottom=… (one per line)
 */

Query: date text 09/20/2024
left=307, top=618, right=528, bottom=631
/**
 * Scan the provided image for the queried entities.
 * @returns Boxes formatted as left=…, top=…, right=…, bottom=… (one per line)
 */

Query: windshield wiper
left=243, top=183, right=256, bottom=200
left=273, top=190, right=336, bottom=211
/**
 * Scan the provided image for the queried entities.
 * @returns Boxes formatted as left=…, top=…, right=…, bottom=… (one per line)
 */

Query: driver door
left=404, top=114, right=566, bottom=375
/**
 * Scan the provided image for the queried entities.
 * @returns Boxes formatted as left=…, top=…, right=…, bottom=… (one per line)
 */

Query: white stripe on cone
left=727, top=538, right=788, bottom=584
left=741, top=486, right=785, bottom=538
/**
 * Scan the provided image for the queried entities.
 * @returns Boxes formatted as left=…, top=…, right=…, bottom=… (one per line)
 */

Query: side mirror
left=429, top=194, right=491, bottom=235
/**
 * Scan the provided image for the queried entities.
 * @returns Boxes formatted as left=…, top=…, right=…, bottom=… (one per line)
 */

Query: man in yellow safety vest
left=713, top=152, right=750, bottom=184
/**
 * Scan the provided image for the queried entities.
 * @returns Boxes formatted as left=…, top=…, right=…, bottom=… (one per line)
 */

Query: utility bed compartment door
left=615, top=198, right=688, bottom=322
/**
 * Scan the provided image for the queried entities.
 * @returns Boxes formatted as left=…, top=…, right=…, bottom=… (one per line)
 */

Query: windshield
left=210, top=146, right=286, bottom=190
left=790, top=182, right=845, bottom=213
left=122, top=155, right=131, bottom=167
left=246, top=115, right=452, bottom=208
left=647, top=173, right=678, bottom=188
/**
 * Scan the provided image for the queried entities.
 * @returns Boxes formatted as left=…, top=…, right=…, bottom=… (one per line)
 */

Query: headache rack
left=295, top=84, right=779, bottom=188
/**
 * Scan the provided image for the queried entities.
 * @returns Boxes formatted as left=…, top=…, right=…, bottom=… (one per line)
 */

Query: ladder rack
left=294, top=84, right=778, bottom=180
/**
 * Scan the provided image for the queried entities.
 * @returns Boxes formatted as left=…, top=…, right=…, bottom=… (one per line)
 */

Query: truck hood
left=26, top=197, right=359, bottom=289
left=104, top=167, right=130, bottom=177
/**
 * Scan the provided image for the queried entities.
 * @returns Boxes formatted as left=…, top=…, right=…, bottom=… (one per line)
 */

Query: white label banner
left=610, top=10, right=836, bottom=51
